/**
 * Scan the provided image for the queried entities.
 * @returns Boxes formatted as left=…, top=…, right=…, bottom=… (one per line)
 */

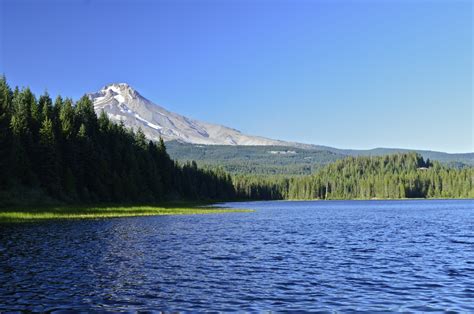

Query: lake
left=0, top=199, right=473, bottom=312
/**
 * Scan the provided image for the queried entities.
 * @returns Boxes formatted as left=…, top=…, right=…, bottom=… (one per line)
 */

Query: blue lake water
left=0, top=199, right=473, bottom=312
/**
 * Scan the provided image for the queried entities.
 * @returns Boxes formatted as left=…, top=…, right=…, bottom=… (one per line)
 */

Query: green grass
left=0, top=202, right=252, bottom=223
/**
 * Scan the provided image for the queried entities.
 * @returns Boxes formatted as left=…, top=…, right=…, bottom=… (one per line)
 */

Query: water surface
left=1, top=199, right=473, bottom=311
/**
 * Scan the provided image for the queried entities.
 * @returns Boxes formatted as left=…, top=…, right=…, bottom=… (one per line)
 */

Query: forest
left=0, top=77, right=235, bottom=206
left=166, top=140, right=474, bottom=176
left=233, top=153, right=473, bottom=200
left=0, top=77, right=472, bottom=207
left=166, top=141, right=343, bottom=175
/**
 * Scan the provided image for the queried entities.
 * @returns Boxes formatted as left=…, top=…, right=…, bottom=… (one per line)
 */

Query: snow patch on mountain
left=114, top=95, right=125, bottom=103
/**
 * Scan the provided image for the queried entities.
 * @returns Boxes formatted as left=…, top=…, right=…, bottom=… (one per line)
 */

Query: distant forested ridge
left=166, top=141, right=343, bottom=175
left=0, top=77, right=234, bottom=206
left=167, top=141, right=474, bottom=176
left=0, top=77, right=472, bottom=206
left=233, top=153, right=474, bottom=200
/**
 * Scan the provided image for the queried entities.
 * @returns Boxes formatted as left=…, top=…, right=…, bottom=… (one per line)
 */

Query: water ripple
left=0, top=199, right=473, bottom=311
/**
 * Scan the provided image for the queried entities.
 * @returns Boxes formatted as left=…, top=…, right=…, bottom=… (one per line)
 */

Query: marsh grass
left=0, top=202, right=252, bottom=223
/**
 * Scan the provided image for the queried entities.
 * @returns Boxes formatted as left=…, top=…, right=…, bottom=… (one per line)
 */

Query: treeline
left=166, top=141, right=474, bottom=176
left=0, top=77, right=472, bottom=206
left=166, top=141, right=342, bottom=176
left=233, top=153, right=474, bottom=200
left=0, top=77, right=235, bottom=206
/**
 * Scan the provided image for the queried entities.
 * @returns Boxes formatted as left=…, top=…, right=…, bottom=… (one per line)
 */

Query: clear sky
left=1, top=0, right=472, bottom=153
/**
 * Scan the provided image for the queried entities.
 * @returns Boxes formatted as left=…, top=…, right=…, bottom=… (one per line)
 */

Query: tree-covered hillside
left=167, top=142, right=474, bottom=176
left=329, top=147, right=474, bottom=167
left=166, top=141, right=345, bottom=175
left=233, top=153, right=473, bottom=200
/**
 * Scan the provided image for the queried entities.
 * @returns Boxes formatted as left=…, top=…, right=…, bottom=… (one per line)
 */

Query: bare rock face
left=89, top=83, right=293, bottom=146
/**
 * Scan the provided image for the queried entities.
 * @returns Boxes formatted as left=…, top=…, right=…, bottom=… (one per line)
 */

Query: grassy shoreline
left=0, top=202, right=252, bottom=223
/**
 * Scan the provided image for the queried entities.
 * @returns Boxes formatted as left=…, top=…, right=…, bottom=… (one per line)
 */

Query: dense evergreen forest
left=166, top=141, right=342, bottom=175
left=0, top=77, right=472, bottom=206
left=0, top=77, right=235, bottom=206
left=167, top=141, right=474, bottom=176
left=233, top=153, right=474, bottom=200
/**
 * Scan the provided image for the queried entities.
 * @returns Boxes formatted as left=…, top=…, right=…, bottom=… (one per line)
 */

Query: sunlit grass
left=0, top=203, right=252, bottom=223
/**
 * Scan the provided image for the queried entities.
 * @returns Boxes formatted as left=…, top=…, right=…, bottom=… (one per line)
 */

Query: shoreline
left=217, top=197, right=474, bottom=204
left=1, top=198, right=471, bottom=223
left=0, top=203, right=253, bottom=223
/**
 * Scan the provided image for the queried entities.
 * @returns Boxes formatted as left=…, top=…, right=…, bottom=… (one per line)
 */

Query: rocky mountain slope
left=89, top=83, right=293, bottom=146
left=88, top=83, right=473, bottom=171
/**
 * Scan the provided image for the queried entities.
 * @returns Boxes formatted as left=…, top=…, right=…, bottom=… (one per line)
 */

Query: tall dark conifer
left=38, top=116, right=60, bottom=195
left=0, top=76, right=12, bottom=189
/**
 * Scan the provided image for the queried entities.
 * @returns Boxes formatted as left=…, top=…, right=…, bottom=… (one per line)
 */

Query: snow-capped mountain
left=88, top=83, right=294, bottom=146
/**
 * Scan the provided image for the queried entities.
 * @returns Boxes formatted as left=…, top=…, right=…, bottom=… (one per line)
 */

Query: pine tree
left=38, top=91, right=53, bottom=121
left=135, top=128, right=147, bottom=150
left=0, top=76, right=12, bottom=189
left=60, top=98, right=74, bottom=139
left=75, top=95, right=97, bottom=137
left=38, top=116, right=60, bottom=195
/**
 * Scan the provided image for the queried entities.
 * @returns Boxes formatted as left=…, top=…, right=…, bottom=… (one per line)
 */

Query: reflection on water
left=0, top=199, right=473, bottom=311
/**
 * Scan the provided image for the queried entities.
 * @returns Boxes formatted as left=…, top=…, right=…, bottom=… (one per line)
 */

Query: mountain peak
left=103, top=82, right=131, bottom=89
left=89, top=84, right=294, bottom=146
left=98, top=83, right=139, bottom=100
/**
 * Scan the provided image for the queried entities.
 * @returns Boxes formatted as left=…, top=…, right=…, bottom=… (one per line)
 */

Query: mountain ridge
left=166, top=141, right=474, bottom=176
left=89, top=83, right=298, bottom=147
left=88, top=83, right=473, bottom=162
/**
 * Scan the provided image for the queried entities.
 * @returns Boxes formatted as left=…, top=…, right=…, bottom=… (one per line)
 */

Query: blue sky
left=1, top=0, right=472, bottom=152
